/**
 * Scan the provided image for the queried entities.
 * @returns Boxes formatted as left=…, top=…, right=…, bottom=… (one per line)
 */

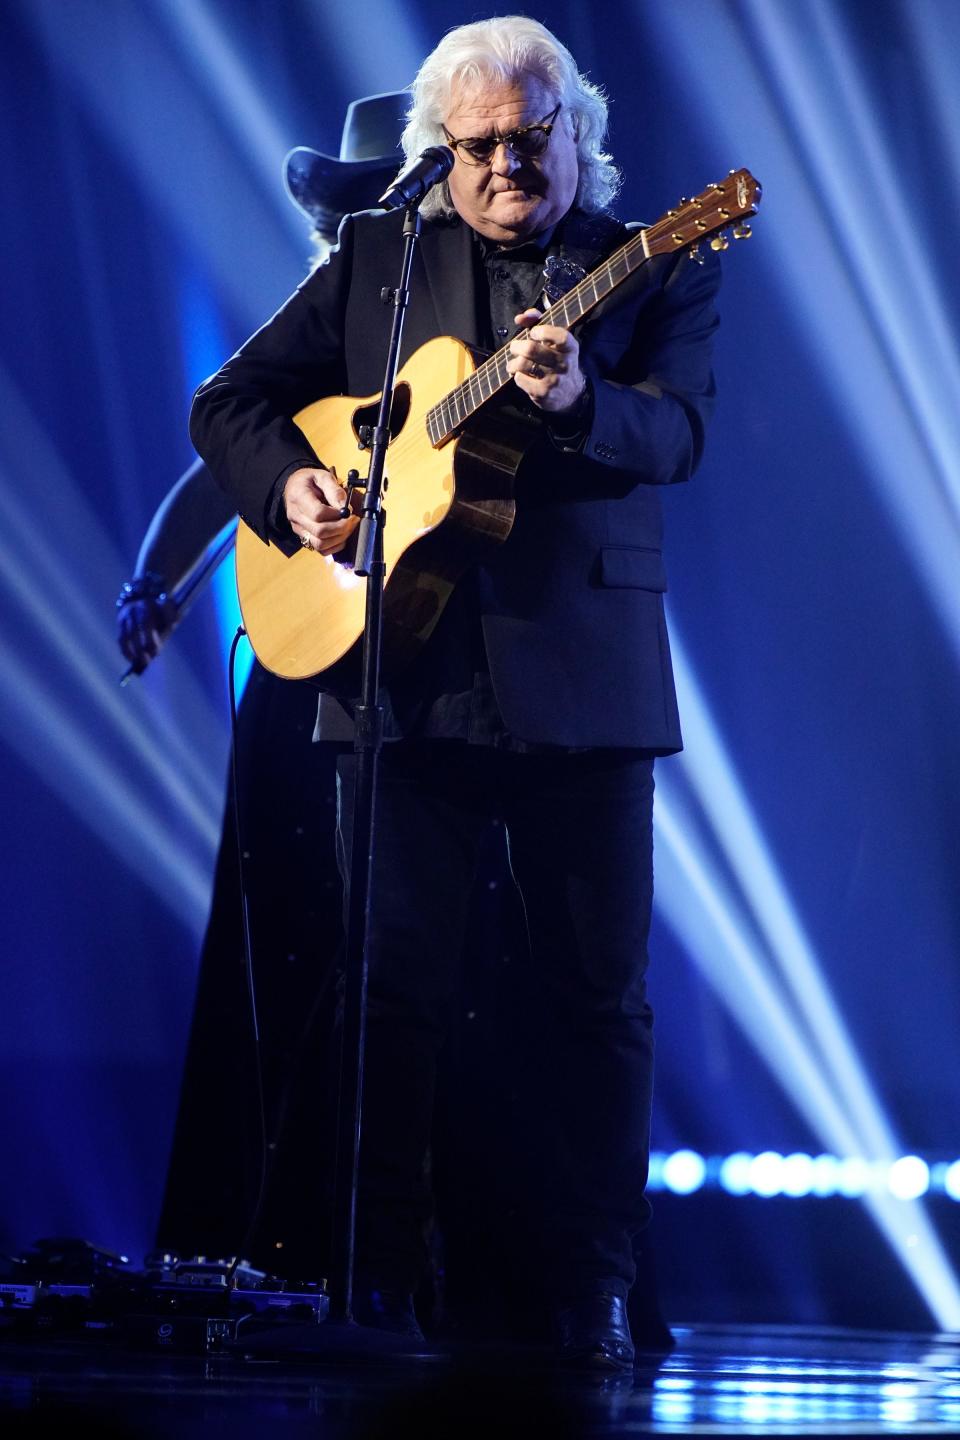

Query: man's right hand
left=284, top=466, right=360, bottom=556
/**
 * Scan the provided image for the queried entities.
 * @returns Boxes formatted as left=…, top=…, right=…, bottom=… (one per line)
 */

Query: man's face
left=442, top=77, right=579, bottom=246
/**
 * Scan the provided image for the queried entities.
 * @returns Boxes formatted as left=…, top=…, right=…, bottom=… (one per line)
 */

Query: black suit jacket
left=189, top=206, right=721, bottom=751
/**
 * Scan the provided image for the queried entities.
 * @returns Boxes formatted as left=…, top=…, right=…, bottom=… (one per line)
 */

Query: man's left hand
left=507, top=308, right=586, bottom=414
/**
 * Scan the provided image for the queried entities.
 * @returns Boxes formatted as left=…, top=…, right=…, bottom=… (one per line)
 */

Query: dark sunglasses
left=442, top=102, right=562, bottom=167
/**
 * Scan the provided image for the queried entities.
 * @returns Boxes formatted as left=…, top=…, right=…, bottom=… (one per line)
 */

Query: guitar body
left=234, top=334, right=522, bottom=684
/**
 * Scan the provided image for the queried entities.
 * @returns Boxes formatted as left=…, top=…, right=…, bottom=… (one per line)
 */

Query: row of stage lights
left=648, top=1150, right=960, bottom=1202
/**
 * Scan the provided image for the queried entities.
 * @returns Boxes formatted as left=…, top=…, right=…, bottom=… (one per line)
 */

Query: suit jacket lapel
left=555, top=208, right=627, bottom=280
left=415, top=216, right=482, bottom=348
left=411, top=208, right=636, bottom=350
left=557, top=209, right=659, bottom=328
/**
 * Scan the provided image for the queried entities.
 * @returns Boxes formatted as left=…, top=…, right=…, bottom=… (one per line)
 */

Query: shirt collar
left=474, top=221, right=560, bottom=262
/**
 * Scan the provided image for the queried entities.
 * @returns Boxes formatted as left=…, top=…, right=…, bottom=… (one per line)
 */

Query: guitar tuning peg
left=733, top=222, right=752, bottom=240
left=710, top=232, right=730, bottom=251
left=688, top=244, right=706, bottom=266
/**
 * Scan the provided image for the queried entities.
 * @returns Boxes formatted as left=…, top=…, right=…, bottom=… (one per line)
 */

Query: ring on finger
left=299, top=531, right=313, bottom=549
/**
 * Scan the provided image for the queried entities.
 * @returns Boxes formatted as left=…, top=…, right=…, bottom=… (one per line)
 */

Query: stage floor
left=1, top=1321, right=959, bottom=1436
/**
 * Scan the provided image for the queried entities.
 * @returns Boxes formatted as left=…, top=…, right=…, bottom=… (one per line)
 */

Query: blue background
left=1, top=0, right=958, bottom=1331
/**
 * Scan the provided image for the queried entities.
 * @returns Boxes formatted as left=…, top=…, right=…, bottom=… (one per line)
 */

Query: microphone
left=377, top=146, right=454, bottom=211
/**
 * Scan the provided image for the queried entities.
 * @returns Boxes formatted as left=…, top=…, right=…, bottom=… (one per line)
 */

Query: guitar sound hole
left=352, top=383, right=411, bottom=448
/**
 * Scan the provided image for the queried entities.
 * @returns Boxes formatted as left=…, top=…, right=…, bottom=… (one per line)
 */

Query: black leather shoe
left=353, top=1284, right=425, bottom=1342
left=554, top=1291, right=635, bottom=1373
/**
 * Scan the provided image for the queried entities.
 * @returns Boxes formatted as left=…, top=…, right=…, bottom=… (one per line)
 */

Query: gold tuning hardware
left=710, top=232, right=730, bottom=251
left=733, top=222, right=753, bottom=239
left=688, top=244, right=705, bottom=266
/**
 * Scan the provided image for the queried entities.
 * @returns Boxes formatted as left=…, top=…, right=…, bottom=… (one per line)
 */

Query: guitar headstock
left=643, top=168, right=762, bottom=258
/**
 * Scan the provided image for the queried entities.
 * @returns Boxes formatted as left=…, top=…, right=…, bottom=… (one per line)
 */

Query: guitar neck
left=425, top=229, right=649, bottom=447
left=425, top=167, right=760, bottom=447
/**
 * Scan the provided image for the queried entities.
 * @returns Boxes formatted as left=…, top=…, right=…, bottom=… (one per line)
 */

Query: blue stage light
left=18, top=0, right=299, bottom=326
left=836, top=1157, right=873, bottom=1198
left=152, top=0, right=309, bottom=249
left=655, top=653, right=960, bottom=1324
left=887, top=1157, right=931, bottom=1202
left=176, top=261, right=252, bottom=700
left=303, top=0, right=427, bottom=105
left=748, top=1151, right=785, bottom=1198
left=212, top=558, right=253, bottom=699
left=635, top=0, right=960, bottom=1330
left=943, top=1161, right=960, bottom=1203
left=811, top=1154, right=840, bottom=1197
left=718, top=1152, right=753, bottom=1196
left=648, top=0, right=960, bottom=662
left=0, top=371, right=227, bottom=936
left=1, top=643, right=214, bottom=934
left=780, top=1152, right=816, bottom=1198
left=649, top=1149, right=959, bottom=1203
left=662, top=1148, right=707, bottom=1195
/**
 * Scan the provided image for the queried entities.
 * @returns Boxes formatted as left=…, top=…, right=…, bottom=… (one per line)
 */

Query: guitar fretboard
left=424, top=167, right=759, bottom=447
left=425, top=227, right=651, bottom=446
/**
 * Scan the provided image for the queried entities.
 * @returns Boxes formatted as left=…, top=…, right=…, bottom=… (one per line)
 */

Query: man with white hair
left=191, top=16, right=720, bottom=1371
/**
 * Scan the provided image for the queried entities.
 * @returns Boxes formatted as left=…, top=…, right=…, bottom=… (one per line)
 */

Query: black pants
left=334, top=739, right=656, bottom=1302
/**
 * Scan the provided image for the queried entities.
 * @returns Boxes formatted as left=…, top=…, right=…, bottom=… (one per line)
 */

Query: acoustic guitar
left=235, top=169, right=761, bottom=683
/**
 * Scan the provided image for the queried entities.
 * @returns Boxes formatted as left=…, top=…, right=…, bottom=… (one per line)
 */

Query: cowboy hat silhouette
left=284, top=90, right=409, bottom=239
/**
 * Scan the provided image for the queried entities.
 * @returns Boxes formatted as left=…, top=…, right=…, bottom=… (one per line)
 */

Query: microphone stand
left=328, top=200, right=423, bottom=1328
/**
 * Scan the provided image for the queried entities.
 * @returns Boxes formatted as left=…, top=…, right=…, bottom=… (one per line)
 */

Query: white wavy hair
left=402, top=15, right=620, bottom=221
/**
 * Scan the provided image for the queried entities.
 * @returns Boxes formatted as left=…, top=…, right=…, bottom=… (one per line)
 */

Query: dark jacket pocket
left=598, top=545, right=667, bottom=591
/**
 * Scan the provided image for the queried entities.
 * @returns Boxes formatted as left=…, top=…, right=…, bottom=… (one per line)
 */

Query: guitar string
left=425, top=172, right=752, bottom=445
left=425, top=230, right=645, bottom=444
left=384, top=193, right=719, bottom=465
left=429, top=234, right=641, bottom=439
